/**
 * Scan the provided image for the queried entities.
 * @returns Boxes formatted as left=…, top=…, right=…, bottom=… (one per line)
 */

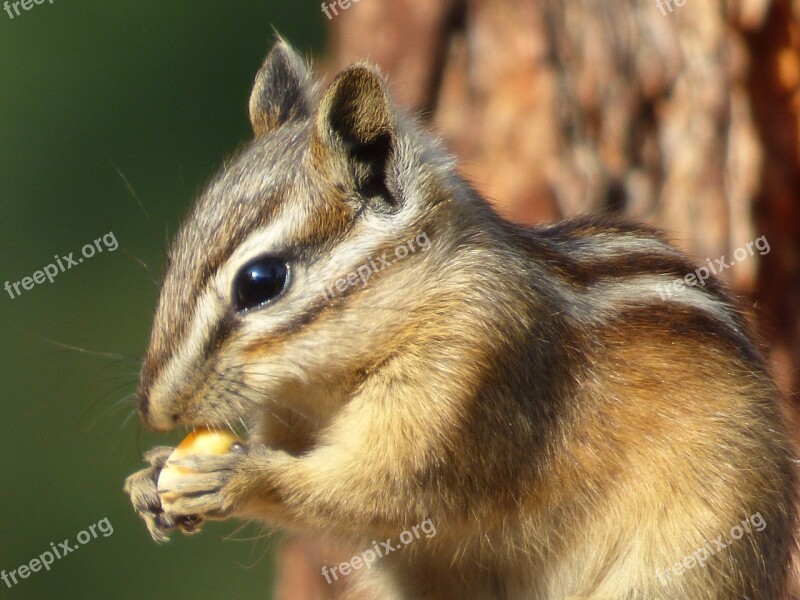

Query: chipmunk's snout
left=136, top=385, right=148, bottom=421
left=136, top=357, right=156, bottom=423
left=136, top=385, right=180, bottom=432
left=136, top=382, right=164, bottom=431
left=136, top=361, right=180, bottom=432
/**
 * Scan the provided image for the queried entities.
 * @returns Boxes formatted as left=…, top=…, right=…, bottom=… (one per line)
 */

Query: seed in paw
left=157, top=427, right=242, bottom=513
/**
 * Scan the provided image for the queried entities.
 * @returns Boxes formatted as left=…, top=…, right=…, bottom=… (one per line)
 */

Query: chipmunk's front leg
left=217, top=426, right=455, bottom=533
left=212, top=445, right=294, bottom=519
left=173, top=384, right=470, bottom=532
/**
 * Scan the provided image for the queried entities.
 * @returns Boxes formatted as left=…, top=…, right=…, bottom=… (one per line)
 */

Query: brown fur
left=125, top=39, right=798, bottom=599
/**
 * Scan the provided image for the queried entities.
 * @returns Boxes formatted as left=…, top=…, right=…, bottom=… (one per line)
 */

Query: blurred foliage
left=0, top=2, right=325, bottom=598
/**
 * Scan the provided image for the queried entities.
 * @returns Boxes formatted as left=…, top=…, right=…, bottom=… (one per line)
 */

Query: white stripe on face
left=144, top=198, right=426, bottom=428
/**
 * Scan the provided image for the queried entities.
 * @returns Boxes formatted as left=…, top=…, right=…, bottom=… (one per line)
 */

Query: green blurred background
left=0, top=2, right=325, bottom=598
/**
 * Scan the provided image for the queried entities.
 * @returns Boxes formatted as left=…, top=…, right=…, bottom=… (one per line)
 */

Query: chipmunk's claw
left=123, top=446, right=178, bottom=543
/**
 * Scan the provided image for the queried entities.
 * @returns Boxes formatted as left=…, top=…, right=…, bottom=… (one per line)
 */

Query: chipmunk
left=124, top=38, right=798, bottom=599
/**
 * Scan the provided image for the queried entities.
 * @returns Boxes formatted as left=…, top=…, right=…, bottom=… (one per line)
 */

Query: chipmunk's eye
left=234, top=256, right=288, bottom=311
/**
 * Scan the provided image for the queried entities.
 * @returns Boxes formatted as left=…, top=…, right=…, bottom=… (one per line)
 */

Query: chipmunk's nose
left=137, top=352, right=172, bottom=431
left=136, top=383, right=151, bottom=424
left=136, top=383, right=163, bottom=431
left=136, top=378, right=177, bottom=432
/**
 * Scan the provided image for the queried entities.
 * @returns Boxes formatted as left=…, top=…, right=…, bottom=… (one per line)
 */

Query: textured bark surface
left=279, top=0, right=800, bottom=596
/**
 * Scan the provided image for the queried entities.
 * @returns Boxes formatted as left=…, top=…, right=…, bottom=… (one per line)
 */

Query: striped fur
left=129, top=40, right=797, bottom=599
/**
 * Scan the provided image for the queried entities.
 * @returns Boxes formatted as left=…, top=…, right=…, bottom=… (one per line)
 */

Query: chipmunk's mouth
left=181, top=419, right=256, bottom=446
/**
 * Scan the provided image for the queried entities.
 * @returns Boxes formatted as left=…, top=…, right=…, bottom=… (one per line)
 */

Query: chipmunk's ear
left=313, top=65, right=397, bottom=204
left=249, top=38, right=312, bottom=136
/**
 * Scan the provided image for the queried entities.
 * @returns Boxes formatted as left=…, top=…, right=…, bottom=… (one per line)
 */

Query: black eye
left=234, top=256, right=289, bottom=311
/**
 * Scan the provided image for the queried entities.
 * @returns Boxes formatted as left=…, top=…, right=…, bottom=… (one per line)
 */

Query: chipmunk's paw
left=157, top=445, right=248, bottom=519
left=123, top=446, right=178, bottom=543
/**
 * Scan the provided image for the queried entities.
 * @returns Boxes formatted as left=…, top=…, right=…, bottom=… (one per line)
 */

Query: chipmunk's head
left=137, top=39, right=453, bottom=444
